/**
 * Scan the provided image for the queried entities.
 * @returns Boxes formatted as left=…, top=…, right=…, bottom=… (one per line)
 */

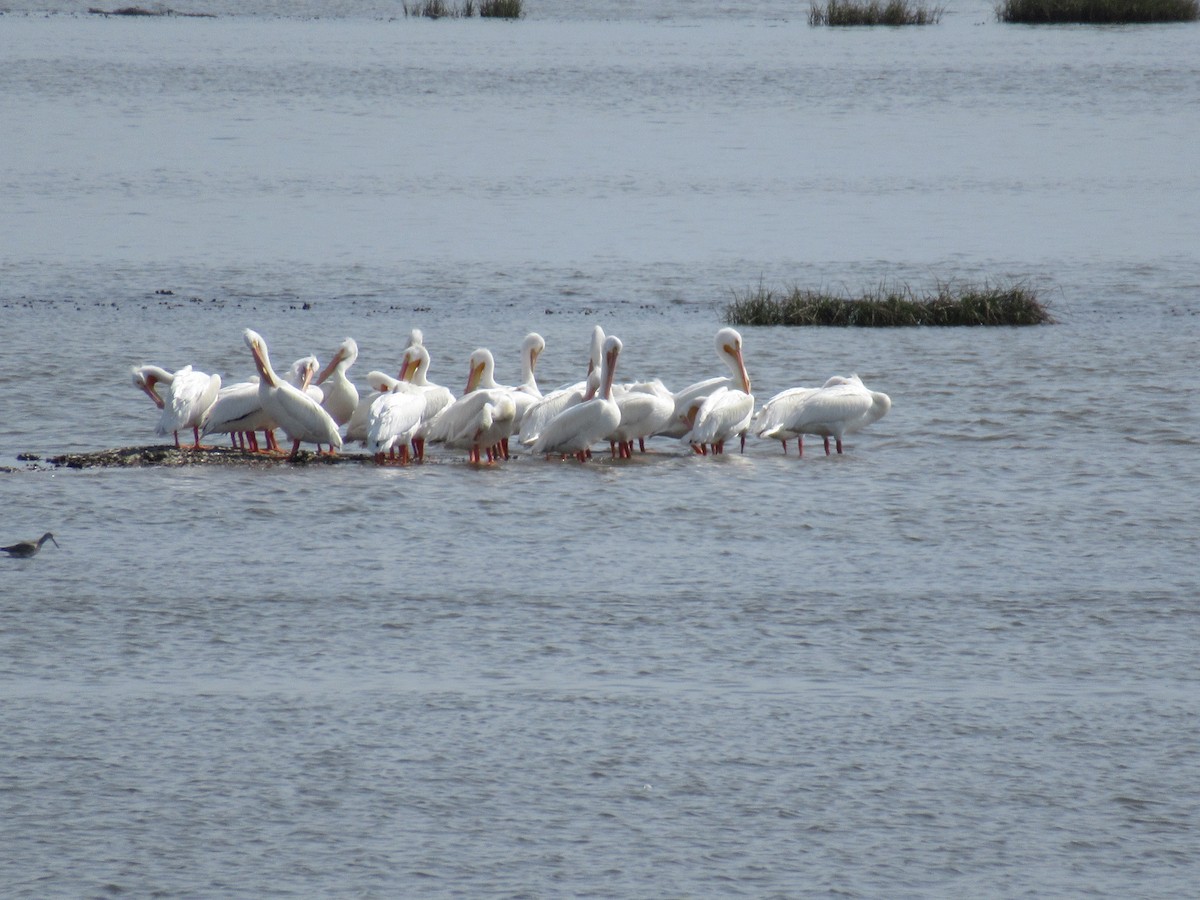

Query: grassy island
left=402, top=0, right=523, bottom=17
left=996, top=0, right=1197, bottom=21
left=809, top=0, right=945, bottom=25
left=724, top=282, right=1052, bottom=327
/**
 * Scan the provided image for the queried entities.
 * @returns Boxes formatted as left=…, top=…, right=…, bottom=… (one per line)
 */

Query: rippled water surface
left=3, top=4, right=1200, bottom=897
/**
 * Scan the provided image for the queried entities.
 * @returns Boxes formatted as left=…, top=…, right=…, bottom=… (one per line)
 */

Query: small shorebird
left=2, top=532, right=60, bottom=558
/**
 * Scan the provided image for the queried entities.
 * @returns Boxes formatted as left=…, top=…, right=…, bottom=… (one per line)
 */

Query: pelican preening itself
left=131, top=364, right=221, bottom=449
left=2, top=532, right=59, bottom=558
left=129, top=325, right=889, bottom=463
left=664, top=327, right=752, bottom=441
left=426, top=348, right=520, bottom=463
left=754, top=375, right=891, bottom=455
left=681, top=385, right=755, bottom=455
left=610, top=380, right=675, bottom=458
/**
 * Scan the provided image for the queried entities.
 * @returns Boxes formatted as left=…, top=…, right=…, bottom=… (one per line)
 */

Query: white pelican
left=132, top=364, right=221, bottom=449
left=344, top=370, right=406, bottom=445
left=470, top=334, right=543, bottom=445
left=752, top=376, right=851, bottom=454
left=201, top=379, right=270, bottom=451
left=426, top=349, right=518, bottom=462
left=760, top=375, right=891, bottom=455
left=609, top=380, right=676, bottom=458
left=680, top=385, right=755, bottom=455
left=662, top=327, right=752, bottom=440
left=2, top=532, right=59, bottom=558
left=288, top=356, right=324, bottom=403
left=399, top=343, right=456, bottom=461
left=244, top=329, right=343, bottom=460
left=366, top=388, right=426, bottom=465
left=531, top=335, right=623, bottom=461
left=340, top=328, right=418, bottom=445
left=441, top=393, right=517, bottom=464
left=428, top=349, right=514, bottom=455
left=518, top=326, right=603, bottom=447
left=515, top=332, right=545, bottom=399
left=201, top=359, right=320, bottom=452
left=315, top=337, right=359, bottom=427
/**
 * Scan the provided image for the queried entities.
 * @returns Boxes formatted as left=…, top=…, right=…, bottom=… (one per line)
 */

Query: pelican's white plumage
left=244, top=329, right=342, bottom=458
left=751, top=376, right=852, bottom=453
left=344, top=370, right=407, bottom=445
left=518, top=326, right=603, bottom=446
left=287, top=356, right=325, bottom=404
left=201, top=379, right=269, bottom=449
left=401, top=345, right=455, bottom=416
left=315, top=337, right=359, bottom=426
left=680, top=385, right=755, bottom=454
left=445, top=394, right=517, bottom=464
left=202, top=359, right=323, bottom=451
left=662, top=327, right=752, bottom=438
left=516, top=332, right=545, bottom=398
left=532, top=335, right=623, bottom=460
left=609, top=379, right=676, bottom=457
left=366, top=388, right=426, bottom=463
left=132, top=364, right=221, bottom=448
left=399, top=343, right=456, bottom=460
left=426, top=349, right=518, bottom=462
left=761, top=375, right=891, bottom=455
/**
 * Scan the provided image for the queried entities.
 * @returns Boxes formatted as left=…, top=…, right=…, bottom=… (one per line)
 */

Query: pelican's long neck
left=250, top=340, right=280, bottom=388
left=520, top=334, right=543, bottom=390
left=587, top=326, right=605, bottom=376
left=600, top=343, right=620, bottom=401
left=721, top=343, right=751, bottom=394
left=144, top=365, right=174, bottom=385
left=134, top=366, right=173, bottom=409
left=316, top=351, right=344, bottom=386
left=405, top=347, right=431, bottom=386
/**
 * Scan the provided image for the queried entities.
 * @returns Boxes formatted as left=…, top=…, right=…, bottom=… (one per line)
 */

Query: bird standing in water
left=2, top=532, right=59, bottom=558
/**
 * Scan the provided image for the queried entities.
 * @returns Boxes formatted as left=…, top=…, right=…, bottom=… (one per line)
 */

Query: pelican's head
left=366, top=370, right=399, bottom=393
left=131, top=365, right=170, bottom=409
left=289, top=356, right=320, bottom=391
left=523, top=332, right=545, bottom=370
left=243, top=329, right=277, bottom=387
left=465, top=348, right=494, bottom=393
left=587, top=325, right=606, bottom=375
left=600, top=335, right=623, bottom=398
left=715, top=327, right=751, bottom=394
left=316, top=337, right=358, bottom=384
left=406, top=328, right=424, bottom=349
left=401, top=344, right=430, bottom=383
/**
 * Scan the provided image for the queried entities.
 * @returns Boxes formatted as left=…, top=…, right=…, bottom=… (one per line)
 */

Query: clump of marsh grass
left=996, top=0, right=1196, bottom=20
left=480, top=0, right=523, bottom=16
left=401, top=0, right=522, bottom=17
left=809, top=0, right=945, bottom=25
left=725, top=281, right=1052, bottom=327
left=402, top=0, right=467, bottom=18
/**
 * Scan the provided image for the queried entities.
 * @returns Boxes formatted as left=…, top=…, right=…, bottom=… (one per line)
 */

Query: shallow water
left=3, top=5, right=1200, bottom=897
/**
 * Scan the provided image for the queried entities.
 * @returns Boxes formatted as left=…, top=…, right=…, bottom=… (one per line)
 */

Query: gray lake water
left=3, top=3, right=1199, bottom=896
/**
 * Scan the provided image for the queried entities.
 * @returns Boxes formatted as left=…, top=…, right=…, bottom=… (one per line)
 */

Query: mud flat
left=15, top=446, right=373, bottom=470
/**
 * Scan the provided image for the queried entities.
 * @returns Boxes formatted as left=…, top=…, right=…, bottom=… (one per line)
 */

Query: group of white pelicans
left=131, top=326, right=890, bottom=465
